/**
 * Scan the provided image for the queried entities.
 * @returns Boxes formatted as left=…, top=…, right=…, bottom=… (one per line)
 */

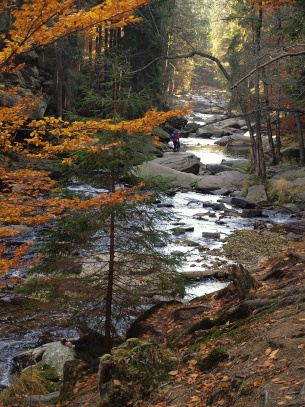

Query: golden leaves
left=0, top=0, right=150, bottom=71
left=0, top=0, right=189, bottom=276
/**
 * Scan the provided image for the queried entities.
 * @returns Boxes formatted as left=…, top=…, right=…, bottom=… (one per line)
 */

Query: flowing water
left=0, top=114, right=292, bottom=388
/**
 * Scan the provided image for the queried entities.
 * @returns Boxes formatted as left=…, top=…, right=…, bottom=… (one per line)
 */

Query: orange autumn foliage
left=0, top=0, right=188, bottom=276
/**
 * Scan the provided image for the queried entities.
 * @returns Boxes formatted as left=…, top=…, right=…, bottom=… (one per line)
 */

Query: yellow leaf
left=269, top=349, right=279, bottom=360
left=168, top=370, right=179, bottom=376
left=113, top=379, right=122, bottom=386
left=271, top=378, right=283, bottom=383
left=253, top=379, right=262, bottom=387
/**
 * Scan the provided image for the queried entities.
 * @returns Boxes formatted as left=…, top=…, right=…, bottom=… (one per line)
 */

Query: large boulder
left=134, top=161, right=198, bottom=189
left=165, top=116, right=188, bottom=129
left=206, top=164, right=244, bottom=175
left=214, top=134, right=251, bottom=147
left=153, top=152, right=201, bottom=174
left=152, top=126, right=170, bottom=141
left=246, top=185, right=268, bottom=203
left=195, top=171, right=248, bottom=193
left=195, top=125, right=227, bottom=138
left=41, top=342, right=77, bottom=376
left=217, top=118, right=246, bottom=129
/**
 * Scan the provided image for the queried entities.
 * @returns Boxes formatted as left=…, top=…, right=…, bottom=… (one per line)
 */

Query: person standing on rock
left=171, top=130, right=181, bottom=153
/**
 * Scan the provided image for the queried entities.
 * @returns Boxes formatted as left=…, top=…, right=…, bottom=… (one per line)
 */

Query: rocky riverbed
left=2, top=110, right=305, bottom=395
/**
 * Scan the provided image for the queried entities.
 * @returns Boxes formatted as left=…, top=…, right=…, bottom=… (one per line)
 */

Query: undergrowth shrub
left=267, top=178, right=298, bottom=204
left=100, top=338, right=176, bottom=406
left=0, top=366, right=48, bottom=405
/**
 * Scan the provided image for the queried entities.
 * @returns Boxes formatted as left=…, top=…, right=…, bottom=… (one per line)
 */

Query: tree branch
left=232, top=49, right=305, bottom=89
left=129, top=51, right=232, bottom=83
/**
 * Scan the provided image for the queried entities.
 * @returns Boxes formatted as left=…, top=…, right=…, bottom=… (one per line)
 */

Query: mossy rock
left=197, top=347, right=229, bottom=372
left=100, top=338, right=176, bottom=407
left=187, top=318, right=216, bottom=334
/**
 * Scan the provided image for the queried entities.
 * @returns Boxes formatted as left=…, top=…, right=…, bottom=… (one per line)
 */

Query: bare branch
left=232, top=49, right=305, bottom=89
left=129, top=50, right=232, bottom=83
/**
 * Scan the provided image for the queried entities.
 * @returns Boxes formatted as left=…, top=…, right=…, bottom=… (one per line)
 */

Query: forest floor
left=48, top=221, right=305, bottom=407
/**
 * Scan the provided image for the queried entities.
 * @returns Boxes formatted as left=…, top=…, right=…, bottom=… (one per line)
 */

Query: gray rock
left=154, top=152, right=201, bottom=174
left=133, top=161, right=198, bottom=189
left=202, top=231, right=221, bottom=238
left=241, top=209, right=263, bottom=218
left=246, top=185, right=268, bottom=203
left=271, top=167, right=305, bottom=181
left=206, top=164, right=242, bottom=174
left=231, top=197, right=255, bottom=209
left=217, top=118, right=246, bottom=129
left=196, top=171, right=247, bottom=193
left=14, top=343, right=51, bottom=368
left=286, top=232, right=302, bottom=241
left=41, top=342, right=77, bottom=376
left=209, top=188, right=231, bottom=196
left=152, top=126, right=170, bottom=141
left=25, top=391, right=60, bottom=405
left=292, top=177, right=305, bottom=188
left=195, top=125, right=225, bottom=138
left=214, top=135, right=231, bottom=146
left=220, top=158, right=250, bottom=167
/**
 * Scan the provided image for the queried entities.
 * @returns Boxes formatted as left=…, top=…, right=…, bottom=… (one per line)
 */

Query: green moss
left=36, top=363, right=62, bottom=392
left=100, top=338, right=176, bottom=406
left=197, top=347, right=229, bottom=372
left=187, top=318, right=215, bottom=334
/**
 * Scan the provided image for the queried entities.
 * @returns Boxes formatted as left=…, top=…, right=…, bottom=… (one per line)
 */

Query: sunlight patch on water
left=181, top=137, right=247, bottom=164
left=185, top=280, right=229, bottom=299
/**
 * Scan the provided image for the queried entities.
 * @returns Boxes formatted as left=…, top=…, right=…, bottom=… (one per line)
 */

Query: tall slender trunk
left=253, top=3, right=266, bottom=177
left=275, top=9, right=283, bottom=162
left=104, top=30, right=120, bottom=352
left=54, top=40, right=63, bottom=118
left=295, top=113, right=305, bottom=165
left=262, top=68, right=276, bottom=165
left=104, top=207, right=115, bottom=353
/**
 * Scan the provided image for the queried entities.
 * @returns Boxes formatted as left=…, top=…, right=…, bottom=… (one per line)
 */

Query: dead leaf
left=168, top=370, right=179, bottom=376
left=271, top=378, right=283, bottom=383
left=265, top=347, right=272, bottom=355
left=269, top=349, right=279, bottom=360
left=253, top=379, right=262, bottom=387
left=113, top=379, right=122, bottom=386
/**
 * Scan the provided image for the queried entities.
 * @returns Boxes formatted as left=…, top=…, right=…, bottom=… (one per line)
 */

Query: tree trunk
left=262, top=68, right=276, bottom=165
left=295, top=113, right=305, bottom=164
left=253, top=3, right=266, bottom=178
left=230, top=264, right=260, bottom=300
left=275, top=10, right=283, bottom=162
left=54, top=39, right=63, bottom=118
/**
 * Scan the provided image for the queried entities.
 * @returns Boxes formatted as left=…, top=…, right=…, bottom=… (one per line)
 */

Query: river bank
left=2, top=110, right=305, bottom=403
left=5, top=218, right=305, bottom=407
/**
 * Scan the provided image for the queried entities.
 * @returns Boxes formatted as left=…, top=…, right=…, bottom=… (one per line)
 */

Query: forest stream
left=0, top=111, right=296, bottom=389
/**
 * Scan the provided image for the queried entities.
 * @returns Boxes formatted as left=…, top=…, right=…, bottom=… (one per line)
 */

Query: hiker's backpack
left=171, top=130, right=178, bottom=140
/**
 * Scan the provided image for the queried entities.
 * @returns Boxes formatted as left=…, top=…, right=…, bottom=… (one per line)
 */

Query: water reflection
left=182, top=137, right=249, bottom=164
